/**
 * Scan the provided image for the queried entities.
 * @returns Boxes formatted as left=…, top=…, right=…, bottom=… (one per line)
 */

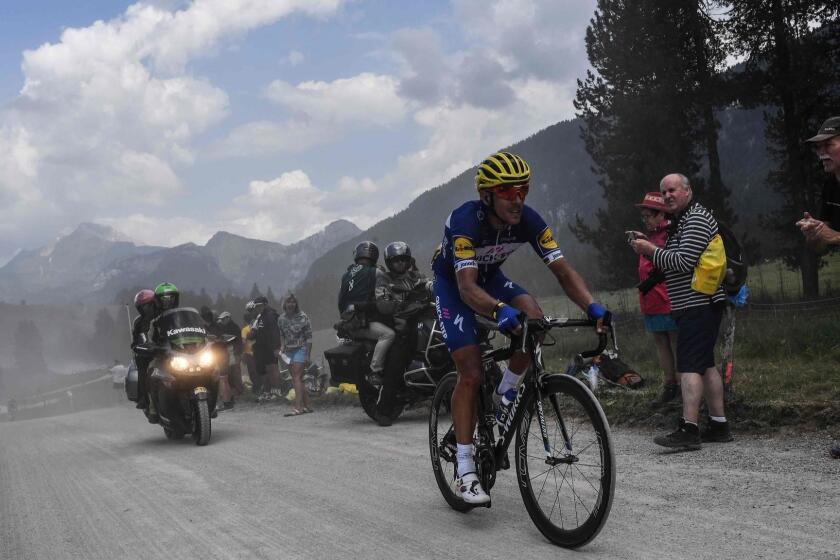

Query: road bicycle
left=429, top=316, right=616, bottom=548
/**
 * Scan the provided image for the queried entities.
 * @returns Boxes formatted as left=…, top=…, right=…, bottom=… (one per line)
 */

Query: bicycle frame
left=476, top=317, right=611, bottom=475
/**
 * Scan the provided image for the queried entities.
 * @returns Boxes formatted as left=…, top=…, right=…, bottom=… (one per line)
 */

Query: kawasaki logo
left=166, top=327, right=206, bottom=337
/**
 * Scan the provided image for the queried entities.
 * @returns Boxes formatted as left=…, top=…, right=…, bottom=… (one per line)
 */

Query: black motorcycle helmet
left=384, top=241, right=412, bottom=274
left=353, top=241, right=379, bottom=264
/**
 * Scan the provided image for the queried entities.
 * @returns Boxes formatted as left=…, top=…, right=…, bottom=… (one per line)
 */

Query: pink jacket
left=638, top=222, right=671, bottom=315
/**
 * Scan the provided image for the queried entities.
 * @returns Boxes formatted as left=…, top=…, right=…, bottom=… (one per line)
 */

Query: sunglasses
left=493, top=183, right=529, bottom=201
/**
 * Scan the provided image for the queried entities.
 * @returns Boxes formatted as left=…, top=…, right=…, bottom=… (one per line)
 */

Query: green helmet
left=154, top=282, right=180, bottom=310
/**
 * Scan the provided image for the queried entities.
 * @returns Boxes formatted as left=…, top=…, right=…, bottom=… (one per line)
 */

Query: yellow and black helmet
left=475, top=151, right=531, bottom=191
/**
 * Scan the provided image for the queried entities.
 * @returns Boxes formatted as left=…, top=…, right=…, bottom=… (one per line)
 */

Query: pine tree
left=573, top=0, right=729, bottom=286
left=265, top=286, right=277, bottom=307
left=248, top=283, right=262, bottom=301
left=724, top=1, right=840, bottom=297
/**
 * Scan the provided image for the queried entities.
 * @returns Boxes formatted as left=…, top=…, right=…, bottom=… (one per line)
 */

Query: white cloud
left=228, top=170, right=392, bottom=242
left=0, top=0, right=348, bottom=252
left=212, top=72, right=410, bottom=158
left=264, top=73, right=408, bottom=126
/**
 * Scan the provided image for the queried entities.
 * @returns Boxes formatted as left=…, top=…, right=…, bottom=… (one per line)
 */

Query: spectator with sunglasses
left=431, top=151, right=608, bottom=506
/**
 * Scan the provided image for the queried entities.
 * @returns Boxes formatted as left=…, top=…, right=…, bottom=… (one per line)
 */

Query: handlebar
left=478, top=313, right=613, bottom=362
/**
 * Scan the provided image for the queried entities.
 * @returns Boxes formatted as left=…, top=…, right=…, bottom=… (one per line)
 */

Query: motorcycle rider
left=371, top=241, right=431, bottom=425
left=138, top=282, right=181, bottom=422
left=247, top=296, right=282, bottom=401
left=338, top=241, right=395, bottom=387
left=131, top=288, right=158, bottom=415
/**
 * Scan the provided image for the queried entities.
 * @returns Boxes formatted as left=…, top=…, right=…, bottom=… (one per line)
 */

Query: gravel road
left=1, top=402, right=837, bottom=560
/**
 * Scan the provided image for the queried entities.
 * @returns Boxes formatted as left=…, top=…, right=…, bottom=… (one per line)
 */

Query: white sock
left=456, top=443, right=475, bottom=476
left=496, top=367, right=523, bottom=395
left=710, top=416, right=727, bottom=423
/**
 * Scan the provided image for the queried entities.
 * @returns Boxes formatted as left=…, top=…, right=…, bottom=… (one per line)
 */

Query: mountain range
left=0, top=220, right=360, bottom=304
left=0, top=108, right=777, bottom=321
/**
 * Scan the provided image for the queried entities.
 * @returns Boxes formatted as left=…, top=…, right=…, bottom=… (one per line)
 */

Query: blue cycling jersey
left=431, top=200, right=564, bottom=282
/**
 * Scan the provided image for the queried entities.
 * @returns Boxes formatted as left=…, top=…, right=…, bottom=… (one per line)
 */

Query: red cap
left=635, top=192, right=668, bottom=212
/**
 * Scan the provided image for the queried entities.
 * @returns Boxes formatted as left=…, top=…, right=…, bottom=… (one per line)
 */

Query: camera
left=625, top=231, right=637, bottom=244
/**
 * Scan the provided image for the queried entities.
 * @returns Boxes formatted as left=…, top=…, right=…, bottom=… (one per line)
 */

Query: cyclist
left=432, top=151, right=608, bottom=505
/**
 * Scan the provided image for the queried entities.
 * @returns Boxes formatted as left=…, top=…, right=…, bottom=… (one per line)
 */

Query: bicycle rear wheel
left=515, top=373, right=615, bottom=548
left=428, top=372, right=471, bottom=512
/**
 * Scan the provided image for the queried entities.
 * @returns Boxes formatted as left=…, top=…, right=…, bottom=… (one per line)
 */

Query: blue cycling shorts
left=433, top=271, right=529, bottom=352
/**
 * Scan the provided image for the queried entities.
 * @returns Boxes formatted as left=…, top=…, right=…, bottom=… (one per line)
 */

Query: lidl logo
left=538, top=228, right=559, bottom=250
left=453, top=236, right=476, bottom=259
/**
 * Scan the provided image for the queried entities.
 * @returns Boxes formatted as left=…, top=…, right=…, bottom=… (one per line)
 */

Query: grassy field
left=533, top=257, right=840, bottom=431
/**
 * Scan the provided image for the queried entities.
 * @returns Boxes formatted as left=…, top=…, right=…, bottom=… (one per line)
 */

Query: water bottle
left=586, top=363, right=600, bottom=391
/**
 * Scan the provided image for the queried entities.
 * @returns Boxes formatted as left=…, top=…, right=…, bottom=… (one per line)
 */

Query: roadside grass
left=538, top=308, right=840, bottom=431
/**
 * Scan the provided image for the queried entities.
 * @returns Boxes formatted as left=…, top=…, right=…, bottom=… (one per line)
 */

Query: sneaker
left=495, top=388, right=518, bottom=428
left=830, top=442, right=840, bottom=459
left=654, top=419, right=701, bottom=450
left=454, top=472, right=491, bottom=506
left=701, top=419, right=733, bottom=443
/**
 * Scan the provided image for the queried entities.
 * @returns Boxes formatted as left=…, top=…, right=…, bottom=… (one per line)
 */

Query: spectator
left=630, top=192, right=679, bottom=404
left=241, top=304, right=259, bottom=395
left=277, top=293, right=314, bottom=416
left=215, top=312, right=244, bottom=411
left=796, top=116, right=840, bottom=458
left=248, top=296, right=282, bottom=401
left=631, top=173, right=732, bottom=449
left=338, top=241, right=395, bottom=387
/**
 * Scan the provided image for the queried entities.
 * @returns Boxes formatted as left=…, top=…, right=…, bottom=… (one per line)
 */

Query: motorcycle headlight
left=170, top=356, right=189, bottom=371
left=198, top=350, right=215, bottom=368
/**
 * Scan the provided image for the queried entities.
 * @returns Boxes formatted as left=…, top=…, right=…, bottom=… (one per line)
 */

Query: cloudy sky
left=0, top=0, right=595, bottom=263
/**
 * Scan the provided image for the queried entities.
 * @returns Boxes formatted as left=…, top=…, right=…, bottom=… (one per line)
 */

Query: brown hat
left=635, top=192, right=668, bottom=212
left=805, top=116, right=840, bottom=143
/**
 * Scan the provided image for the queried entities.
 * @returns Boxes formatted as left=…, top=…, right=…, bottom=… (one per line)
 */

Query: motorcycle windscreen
left=154, top=307, right=208, bottom=350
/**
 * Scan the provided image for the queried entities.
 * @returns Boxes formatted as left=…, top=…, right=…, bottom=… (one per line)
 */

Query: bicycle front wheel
left=515, top=373, right=615, bottom=548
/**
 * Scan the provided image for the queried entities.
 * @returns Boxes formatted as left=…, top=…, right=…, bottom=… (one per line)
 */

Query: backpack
left=691, top=221, right=747, bottom=297
left=717, top=222, right=748, bottom=296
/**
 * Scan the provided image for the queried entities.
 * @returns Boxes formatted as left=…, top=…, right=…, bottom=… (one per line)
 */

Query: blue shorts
left=644, top=313, right=677, bottom=332
left=433, top=271, right=529, bottom=352
left=286, top=347, right=308, bottom=364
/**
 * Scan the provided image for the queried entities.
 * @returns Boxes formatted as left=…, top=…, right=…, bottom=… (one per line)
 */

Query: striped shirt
left=652, top=201, right=725, bottom=312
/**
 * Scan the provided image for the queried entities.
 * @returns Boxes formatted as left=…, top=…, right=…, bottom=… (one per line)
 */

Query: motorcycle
left=325, top=298, right=463, bottom=425
left=130, top=307, right=231, bottom=445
